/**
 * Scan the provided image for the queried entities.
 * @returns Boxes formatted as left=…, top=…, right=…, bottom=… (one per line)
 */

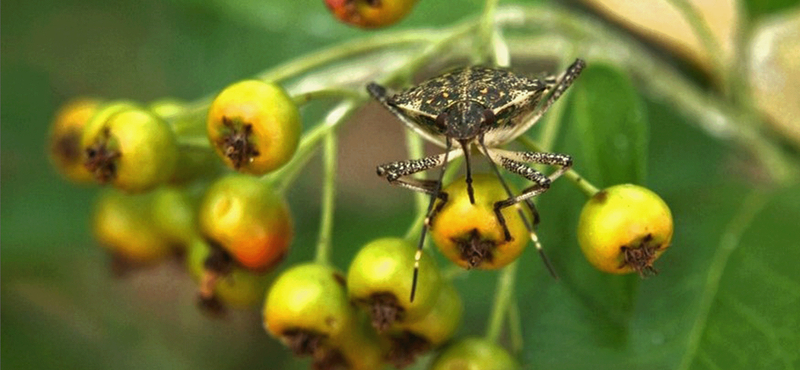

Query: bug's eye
left=482, top=109, right=495, bottom=125
left=435, top=113, right=448, bottom=130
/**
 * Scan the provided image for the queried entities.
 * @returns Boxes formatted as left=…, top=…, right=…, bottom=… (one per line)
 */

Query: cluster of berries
left=46, top=1, right=675, bottom=369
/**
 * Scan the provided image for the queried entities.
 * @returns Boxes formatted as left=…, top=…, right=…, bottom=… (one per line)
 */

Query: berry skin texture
left=325, top=0, right=419, bottom=29
left=347, top=237, right=442, bottom=330
left=577, top=184, right=674, bottom=275
left=81, top=103, right=178, bottom=192
left=428, top=337, right=519, bottom=370
left=199, top=174, right=293, bottom=273
left=207, top=80, right=301, bottom=175
left=92, top=190, right=174, bottom=266
left=48, top=98, right=102, bottom=183
left=431, top=174, right=531, bottom=270
left=263, top=263, right=387, bottom=370
left=151, top=187, right=197, bottom=250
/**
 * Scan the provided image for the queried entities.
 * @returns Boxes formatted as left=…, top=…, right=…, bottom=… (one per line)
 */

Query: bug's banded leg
left=377, top=146, right=463, bottom=302
left=526, top=59, right=586, bottom=126
left=478, top=139, right=559, bottom=278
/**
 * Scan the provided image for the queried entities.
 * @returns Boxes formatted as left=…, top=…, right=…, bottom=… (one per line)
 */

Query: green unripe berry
left=151, top=187, right=197, bottom=250
left=92, top=189, right=174, bottom=267
left=428, top=337, right=519, bottom=370
left=347, top=237, right=442, bottom=331
left=48, top=98, right=103, bottom=184
left=82, top=102, right=178, bottom=192
left=263, top=263, right=356, bottom=343
left=384, top=281, right=463, bottom=368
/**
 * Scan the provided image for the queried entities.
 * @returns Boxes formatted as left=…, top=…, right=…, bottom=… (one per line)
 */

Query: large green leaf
left=568, top=62, right=649, bottom=187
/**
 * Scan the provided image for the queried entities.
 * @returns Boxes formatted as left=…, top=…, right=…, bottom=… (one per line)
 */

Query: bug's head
left=438, top=101, right=494, bottom=141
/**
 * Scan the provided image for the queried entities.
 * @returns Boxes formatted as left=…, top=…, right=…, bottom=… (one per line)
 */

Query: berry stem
left=486, top=260, right=518, bottom=344
left=315, top=131, right=337, bottom=266
left=507, top=296, right=523, bottom=355
left=498, top=5, right=797, bottom=185
left=267, top=99, right=363, bottom=194
left=537, top=55, right=577, bottom=152
left=291, top=87, right=363, bottom=106
left=664, top=0, right=731, bottom=96
left=517, top=135, right=600, bottom=197
left=477, top=0, right=500, bottom=64
left=176, top=136, right=212, bottom=151
left=405, top=129, right=427, bottom=217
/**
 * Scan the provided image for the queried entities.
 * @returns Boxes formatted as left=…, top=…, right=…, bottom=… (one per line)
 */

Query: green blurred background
left=3, top=0, right=799, bottom=369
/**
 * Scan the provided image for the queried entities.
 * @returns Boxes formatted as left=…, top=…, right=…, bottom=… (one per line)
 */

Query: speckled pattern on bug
left=367, top=59, right=586, bottom=302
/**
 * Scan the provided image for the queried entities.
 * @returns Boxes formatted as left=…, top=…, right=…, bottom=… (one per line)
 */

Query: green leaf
left=568, top=63, right=649, bottom=187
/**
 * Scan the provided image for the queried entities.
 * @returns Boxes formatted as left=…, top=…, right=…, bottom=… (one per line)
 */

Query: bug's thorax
left=439, top=100, right=494, bottom=142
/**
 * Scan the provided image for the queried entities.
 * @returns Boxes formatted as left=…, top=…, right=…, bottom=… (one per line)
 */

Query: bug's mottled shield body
left=387, top=66, right=551, bottom=147
left=368, top=59, right=586, bottom=302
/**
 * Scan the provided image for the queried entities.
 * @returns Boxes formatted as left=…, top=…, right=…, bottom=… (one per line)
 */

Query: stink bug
left=368, top=59, right=585, bottom=301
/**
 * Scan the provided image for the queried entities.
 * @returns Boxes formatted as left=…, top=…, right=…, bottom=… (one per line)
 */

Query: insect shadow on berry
left=368, top=59, right=586, bottom=301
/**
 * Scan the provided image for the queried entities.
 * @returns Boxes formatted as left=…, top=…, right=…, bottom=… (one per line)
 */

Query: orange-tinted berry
left=431, top=174, right=531, bottom=270
left=325, top=0, right=419, bottom=28
left=199, top=174, right=293, bottom=272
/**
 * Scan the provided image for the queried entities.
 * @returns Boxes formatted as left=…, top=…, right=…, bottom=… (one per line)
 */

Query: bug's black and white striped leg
left=376, top=144, right=463, bottom=302
left=485, top=148, right=573, bottom=241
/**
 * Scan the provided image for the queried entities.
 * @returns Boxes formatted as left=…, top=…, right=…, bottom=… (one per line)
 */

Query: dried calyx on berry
left=186, top=238, right=272, bottom=316
left=431, top=174, right=531, bottom=270
left=263, top=263, right=383, bottom=370
left=347, top=238, right=442, bottom=331
left=382, top=281, right=463, bottom=368
left=81, top=102, right=178, bottom=192
left=48, top=98, right=103, bottom=184
left=207, top=80, right=301, bottom=175
left=577, top=184, right=674, bottom=275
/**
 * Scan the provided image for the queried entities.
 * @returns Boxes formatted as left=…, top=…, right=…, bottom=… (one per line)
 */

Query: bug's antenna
left=479, top=136, right=558, bottom=279
left=461, top=141, right=475, bottom=204
left=410, top=139, right=453, bottom=302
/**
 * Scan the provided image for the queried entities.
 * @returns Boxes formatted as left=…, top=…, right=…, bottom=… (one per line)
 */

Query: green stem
left=498, top=6, right=798, bottom=185
left=536, top=56, right=575, bottom=153
left=315, top=131, right=338, bottom=266
left=405, top=129, right=427, bottom=216
left=508, top=296, right=523, bottom=355
left=267, top=99, right=364, bottom=194
left=257, top=30, right=434, bottom=83
left=478, top=0, right=501, bottom=64
left=486, top=260, right=519, bottom=344
left=517, top=135, right=599, bottom=197
left=291, top=87, right=363, bottom=106
left=664, top=0, right=731, bottom=95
